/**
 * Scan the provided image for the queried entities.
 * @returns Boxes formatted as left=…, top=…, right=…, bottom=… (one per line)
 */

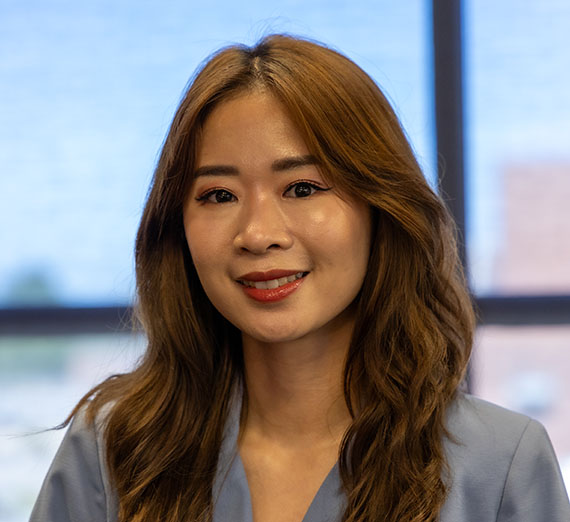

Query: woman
left=31, top=34, right=569, bottom=522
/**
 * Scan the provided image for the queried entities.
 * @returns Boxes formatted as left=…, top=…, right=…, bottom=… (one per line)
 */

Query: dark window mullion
left=432, top=0, right=466, bottom=268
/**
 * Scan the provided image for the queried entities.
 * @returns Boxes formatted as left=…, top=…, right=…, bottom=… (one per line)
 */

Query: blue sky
left=1, top=0, right=569, bottom=305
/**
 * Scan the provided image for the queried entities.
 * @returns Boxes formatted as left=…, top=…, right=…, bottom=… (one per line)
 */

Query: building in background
left=493, top=162, right=570, bottom=294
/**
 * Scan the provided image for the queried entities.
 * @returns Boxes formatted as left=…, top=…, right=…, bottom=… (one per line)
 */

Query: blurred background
left=1, top=0, right=569, bottom=519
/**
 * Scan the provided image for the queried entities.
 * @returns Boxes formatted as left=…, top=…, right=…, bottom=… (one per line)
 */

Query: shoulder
left=442, top=393, right=533, bottom=503
left=445, top=393, right=533, bottom=449
left=29, top=403, right=118, bottom=522
left=60, top=401, right=115, bottom=481
left=440, top=393, right=570, bottom=522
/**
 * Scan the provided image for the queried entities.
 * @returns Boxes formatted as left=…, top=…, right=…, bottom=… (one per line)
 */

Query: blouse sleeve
left=496, top=419, right=570, bottom=522
left=29, top=408, right=116, bottom=522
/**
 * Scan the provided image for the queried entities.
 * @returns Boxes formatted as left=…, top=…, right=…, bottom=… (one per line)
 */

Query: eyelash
left=195, top=180, right=331, bottom=204
left=195, top=187, right=236, bottom=204
left=284, top=180, right=331, bottom=198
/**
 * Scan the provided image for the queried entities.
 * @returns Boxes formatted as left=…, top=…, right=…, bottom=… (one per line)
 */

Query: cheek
left=308, top=202, right=371, bottom=268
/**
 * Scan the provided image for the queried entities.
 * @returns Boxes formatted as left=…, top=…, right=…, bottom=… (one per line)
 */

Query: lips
left=236, top=270, right=308, bottom=302
left=237, top=269, right=304, bottom=282
left=240, top=272, right=305, bottom=289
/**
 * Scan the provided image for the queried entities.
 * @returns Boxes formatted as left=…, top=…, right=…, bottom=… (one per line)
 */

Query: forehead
left=197, top=91, right=311, bottom=167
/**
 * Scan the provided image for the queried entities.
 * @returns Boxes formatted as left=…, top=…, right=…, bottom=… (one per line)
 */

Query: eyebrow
left=193, top=154, right=319, bottom=178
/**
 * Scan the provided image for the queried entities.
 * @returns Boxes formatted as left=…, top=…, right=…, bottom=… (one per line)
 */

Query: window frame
left=432, top=0, right=570, bottom=326
left=1, top=0, right=569, bottom=336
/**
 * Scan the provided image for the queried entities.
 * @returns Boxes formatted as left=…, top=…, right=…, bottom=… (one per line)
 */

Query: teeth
left=242, top=272, right=305, bottom=289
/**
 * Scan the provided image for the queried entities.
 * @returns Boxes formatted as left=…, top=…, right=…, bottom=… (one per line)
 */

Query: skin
left=183, top=90, right=372, bottom=521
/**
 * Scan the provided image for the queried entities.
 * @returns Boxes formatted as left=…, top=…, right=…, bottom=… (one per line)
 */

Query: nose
left=233, top=195, right=293, bottom=254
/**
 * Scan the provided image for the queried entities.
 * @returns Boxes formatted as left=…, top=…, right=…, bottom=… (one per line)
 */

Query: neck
left=240, top=318, right=354, bottom=448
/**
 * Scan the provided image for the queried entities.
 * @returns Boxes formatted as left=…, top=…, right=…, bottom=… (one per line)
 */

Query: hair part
left=67, top=34, right=474, bottom=522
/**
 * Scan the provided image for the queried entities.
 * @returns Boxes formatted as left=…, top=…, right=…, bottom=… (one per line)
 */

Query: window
left=0, top=0, right=432, bottom=308
left=465, top=0, right=570, bottom=296
left=0, top=2, right=431, bottom=519
left=462, top=0, right=570, bottom=486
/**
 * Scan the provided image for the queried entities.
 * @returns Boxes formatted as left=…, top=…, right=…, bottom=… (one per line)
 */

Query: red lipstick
left=237, top=270, right=308, bottom=303
left=237, top=269, right=301, bottom=281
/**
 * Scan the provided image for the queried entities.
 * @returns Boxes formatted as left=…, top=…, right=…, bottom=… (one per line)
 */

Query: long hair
left=70, top=34, right=474, bottom=521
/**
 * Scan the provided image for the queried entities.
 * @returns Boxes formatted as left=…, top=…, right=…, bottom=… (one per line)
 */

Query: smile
left=236, top=271, right=309, bottom=302
left=239, top=272, right=305, bottom=289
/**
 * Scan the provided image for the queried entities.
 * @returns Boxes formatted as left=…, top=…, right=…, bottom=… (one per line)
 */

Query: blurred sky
left=0, top=0, right=431, bottom=306
left=1, top=0, right=569, bottom=305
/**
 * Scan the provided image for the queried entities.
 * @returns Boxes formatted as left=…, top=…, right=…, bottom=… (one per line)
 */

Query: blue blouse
left=30, top=394, right=570, bottom=521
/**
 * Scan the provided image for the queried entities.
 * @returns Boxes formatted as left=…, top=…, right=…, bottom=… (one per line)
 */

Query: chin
left=241, top=322, right=311, bottom=345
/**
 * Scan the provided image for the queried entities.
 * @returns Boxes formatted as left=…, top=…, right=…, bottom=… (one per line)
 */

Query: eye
left=283, top=181, right=331, bottom=198
left=196, top=189, right=236, bottom=204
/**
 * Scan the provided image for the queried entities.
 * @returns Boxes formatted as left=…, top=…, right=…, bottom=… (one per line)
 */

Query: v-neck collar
left=212, top=391, right=346, bottom=522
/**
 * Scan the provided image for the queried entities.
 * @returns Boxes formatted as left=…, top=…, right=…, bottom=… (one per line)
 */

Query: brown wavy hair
left=70, top=34, right=474, bottom=521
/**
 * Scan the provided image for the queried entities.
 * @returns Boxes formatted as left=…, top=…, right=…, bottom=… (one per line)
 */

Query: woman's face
left=183, top=91, right=371, bottom=344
